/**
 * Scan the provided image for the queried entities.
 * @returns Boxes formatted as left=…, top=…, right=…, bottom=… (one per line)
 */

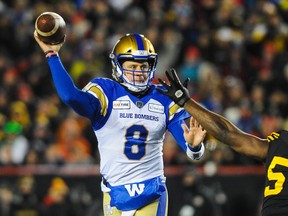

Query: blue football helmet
left=110, top=33, right=158, bottom=92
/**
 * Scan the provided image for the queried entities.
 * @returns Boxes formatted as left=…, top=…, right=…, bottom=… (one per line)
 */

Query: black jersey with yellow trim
left=262, top=130, right=288, bottom=216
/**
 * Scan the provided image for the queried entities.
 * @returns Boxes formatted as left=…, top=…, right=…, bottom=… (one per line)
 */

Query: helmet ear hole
left=118, top=59, right=125, bottom=67
left=148, top=58, right=156, bottom=69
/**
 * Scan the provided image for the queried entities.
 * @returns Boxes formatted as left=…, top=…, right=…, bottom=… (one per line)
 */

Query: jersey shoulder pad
left=83, top=78, right=117, bottom=95
left=82, top=78, right=117, bottom=117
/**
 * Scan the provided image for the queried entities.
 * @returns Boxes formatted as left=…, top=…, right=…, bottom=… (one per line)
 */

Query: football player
left=34, top=32, right=206, bottom=216
left=158, top=68, right=288, bottom=216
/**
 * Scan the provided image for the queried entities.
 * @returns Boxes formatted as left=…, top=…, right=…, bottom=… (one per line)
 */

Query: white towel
left=121, top=210, right=136, bottom=216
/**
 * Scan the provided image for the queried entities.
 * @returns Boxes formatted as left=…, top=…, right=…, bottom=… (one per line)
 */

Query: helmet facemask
left=110, top=34, right=158, bottom=92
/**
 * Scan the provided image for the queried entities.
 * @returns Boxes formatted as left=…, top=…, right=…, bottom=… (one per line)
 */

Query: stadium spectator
left=42, top=177, right=74, bottom=216
left=11, top=175, right=45, bottom=216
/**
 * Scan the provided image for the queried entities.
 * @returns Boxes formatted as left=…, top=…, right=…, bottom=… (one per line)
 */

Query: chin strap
left=122, top=84, right=151, bottom=98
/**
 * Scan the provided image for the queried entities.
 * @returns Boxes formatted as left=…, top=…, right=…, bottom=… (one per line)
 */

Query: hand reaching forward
left=34, top=30, right=65, bottom=54
left=182, top=116, right=206, bottom=148
left=156, top=68, right=190, bottom=107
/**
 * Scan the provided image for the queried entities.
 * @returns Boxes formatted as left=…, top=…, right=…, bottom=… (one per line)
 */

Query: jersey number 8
left=124, top=125, right=148, bottom=160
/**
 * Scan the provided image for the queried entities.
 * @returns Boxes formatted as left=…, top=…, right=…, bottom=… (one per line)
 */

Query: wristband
left=187, top=143, right=202, bottom=152
left=186, top=142, right=205, bottom=160
left=45, top=51, right=58, bottom=58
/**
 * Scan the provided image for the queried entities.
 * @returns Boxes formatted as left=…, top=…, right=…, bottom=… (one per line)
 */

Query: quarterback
left=34, top=32, right=206, bottom=216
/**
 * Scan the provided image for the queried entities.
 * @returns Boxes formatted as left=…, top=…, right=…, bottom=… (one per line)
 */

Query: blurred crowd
left=1, top=0, right=283, bottom=215
left=0, top=0, right=288, bottom=169
left=0, top=175, right=103, bottom=216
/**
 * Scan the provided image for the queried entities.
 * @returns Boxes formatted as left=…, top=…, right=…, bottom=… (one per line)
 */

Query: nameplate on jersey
left=148, top=103, right=164, bottom=114
left=113, top=100, right=130, bottom=110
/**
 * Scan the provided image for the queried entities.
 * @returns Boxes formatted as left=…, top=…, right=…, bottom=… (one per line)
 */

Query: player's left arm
left=168, top=117, right=206, bottom=160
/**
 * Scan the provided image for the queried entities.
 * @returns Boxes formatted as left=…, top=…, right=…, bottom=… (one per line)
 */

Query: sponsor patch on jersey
left=113, top=100, right=130, bottom=109
left=148, top=103, right=164, bottom=114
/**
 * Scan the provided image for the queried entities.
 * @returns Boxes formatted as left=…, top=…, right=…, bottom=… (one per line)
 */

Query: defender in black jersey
left=157, top=68, right=288, bottom=216
left=261, top=130, right=288, bottom=216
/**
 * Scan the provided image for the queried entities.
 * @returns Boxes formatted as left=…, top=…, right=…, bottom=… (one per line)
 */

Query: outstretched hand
left=182, top=117, right=206, bottom=148
left=156, top=68, right=190, bottom=107
left=34, top=30, right=65, bottom=54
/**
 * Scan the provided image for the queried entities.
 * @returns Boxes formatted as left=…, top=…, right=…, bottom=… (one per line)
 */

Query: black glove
left=157, top=68, right=190, bottom=107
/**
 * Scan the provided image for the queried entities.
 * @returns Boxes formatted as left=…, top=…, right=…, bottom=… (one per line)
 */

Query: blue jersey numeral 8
left=124, top=125, right=148, bottom=160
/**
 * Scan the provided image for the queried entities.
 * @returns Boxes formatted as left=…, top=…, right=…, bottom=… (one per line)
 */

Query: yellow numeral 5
left=264, top=156, right=287, bottom=197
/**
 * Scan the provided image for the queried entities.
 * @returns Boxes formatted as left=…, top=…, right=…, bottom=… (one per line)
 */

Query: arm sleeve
left=168, top=119, right=205, bottom=160
left=168, top=119, right=187, bottom=151
left=47, top=55, right=101, bottom=119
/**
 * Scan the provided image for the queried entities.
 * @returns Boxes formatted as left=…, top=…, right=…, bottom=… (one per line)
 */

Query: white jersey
left=83, top=78, right=190, bottom=188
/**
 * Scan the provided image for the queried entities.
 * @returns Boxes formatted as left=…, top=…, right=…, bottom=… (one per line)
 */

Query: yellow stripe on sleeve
left=267, top=136, right=274, bottom=142
left=267, top=132, right=280, bottom=142
left=271, top=132, right=280, bottom=138
left=88, top=85, right=108, bottom=116
left=168, top=103, right=180, bottom=120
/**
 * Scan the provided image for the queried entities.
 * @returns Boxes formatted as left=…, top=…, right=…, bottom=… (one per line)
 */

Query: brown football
left=35, top=12, right=66, bottom=45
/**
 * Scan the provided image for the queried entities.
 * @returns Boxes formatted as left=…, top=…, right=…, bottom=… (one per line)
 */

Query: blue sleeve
left=47, top=56, right=101, bottom=119
left=167, top=119, right=187, bottom=151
